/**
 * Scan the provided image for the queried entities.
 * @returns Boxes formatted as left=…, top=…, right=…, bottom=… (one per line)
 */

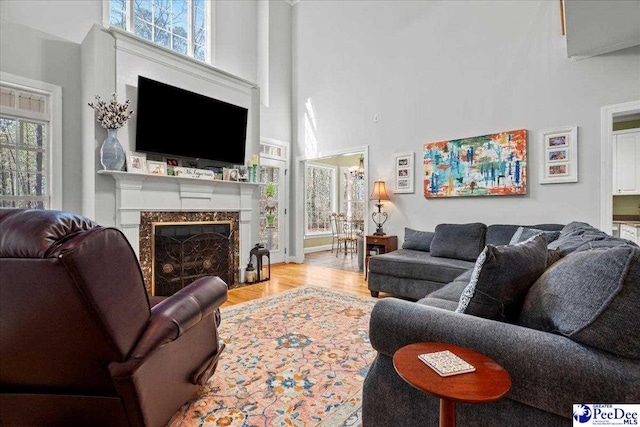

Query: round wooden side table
left=393, top=342, right=512, bottom=427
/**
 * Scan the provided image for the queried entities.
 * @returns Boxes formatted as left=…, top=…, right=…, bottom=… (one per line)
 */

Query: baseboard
left=304, top=244, right=333, bottom=254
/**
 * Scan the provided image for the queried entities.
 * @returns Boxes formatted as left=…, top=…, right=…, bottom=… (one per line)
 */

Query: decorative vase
left=100, top=128, right=125, bottom=171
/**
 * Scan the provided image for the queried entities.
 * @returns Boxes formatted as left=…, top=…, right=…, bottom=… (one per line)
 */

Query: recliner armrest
left=110, top=276, right=227, bottom=377
left=150, top=275, right=227, bottom=336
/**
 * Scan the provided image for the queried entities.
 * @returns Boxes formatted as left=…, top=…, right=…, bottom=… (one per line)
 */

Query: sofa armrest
left=369, top=298, right=640, bottom=418
left=110, top=276, right=227, bottom=377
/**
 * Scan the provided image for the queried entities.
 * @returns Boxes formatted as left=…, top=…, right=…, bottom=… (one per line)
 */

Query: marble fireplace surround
left=139, top=211, right=240, bottom=291
left=99, top=171, right=260, bottom=292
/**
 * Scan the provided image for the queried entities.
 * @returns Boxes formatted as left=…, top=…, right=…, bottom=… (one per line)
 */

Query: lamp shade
left=369, top=180, right=390, bottom=201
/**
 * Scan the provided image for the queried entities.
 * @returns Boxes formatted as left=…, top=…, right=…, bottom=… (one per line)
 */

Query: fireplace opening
left=152, top=221, right=233, bottom=296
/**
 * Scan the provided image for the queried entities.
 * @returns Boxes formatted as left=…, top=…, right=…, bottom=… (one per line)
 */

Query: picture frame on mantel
left=147, top=160, right=167, bottom=175
left=395, top=151, right=415, bottom=194
left=126, top=151, right=147, bottom=174
left=540, top=126, right=578, bottom=184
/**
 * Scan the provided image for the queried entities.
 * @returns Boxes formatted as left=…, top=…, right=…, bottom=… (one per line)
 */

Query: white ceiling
left=565, top=0, right=640, bottom=59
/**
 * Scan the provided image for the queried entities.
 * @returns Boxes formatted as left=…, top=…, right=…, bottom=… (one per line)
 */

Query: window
left=259, top=164, right=281, bottom=250
left=0, top=74, right=61, bottom=210
left=109, top=0, right=209, bottom=62
left=305, top=163, right=336, bottom=236
left=341, top=168, right=365, bottom=221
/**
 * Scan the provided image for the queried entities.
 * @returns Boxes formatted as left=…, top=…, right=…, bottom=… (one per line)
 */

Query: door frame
left=260, top=137, right=289, bottom=264
left=293, top=145, right=370, bottom=264
left=600, top=100, right=640, bottom=233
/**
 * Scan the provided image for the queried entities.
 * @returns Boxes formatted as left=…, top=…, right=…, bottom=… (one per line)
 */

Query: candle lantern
left=245, top=259, right=257, bottom=283
left=249, top=243, right=270, bottom=282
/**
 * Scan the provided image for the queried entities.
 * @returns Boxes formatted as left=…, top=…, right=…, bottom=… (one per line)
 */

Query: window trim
left=339, top=166, right=365, bottom=222
left=104, top=0, right=211, bottom=63
left=304, top=162, right=337, bottom=238
left=0, top=72, right=62, bottom=210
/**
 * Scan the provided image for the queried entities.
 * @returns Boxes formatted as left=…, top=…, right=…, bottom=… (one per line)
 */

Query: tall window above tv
left=135, top=76, right=248, bottom=165
left=108, top=0, right=209, bottom=62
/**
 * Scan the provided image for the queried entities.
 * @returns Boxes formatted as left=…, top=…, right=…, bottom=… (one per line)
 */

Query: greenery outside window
left=0, top=75, right=61, bottom=210
left=305, top=163, right=336, bottom=236
left=341, top=167, right=365, bottom=221
left=109, top=0, right=209, bottom=62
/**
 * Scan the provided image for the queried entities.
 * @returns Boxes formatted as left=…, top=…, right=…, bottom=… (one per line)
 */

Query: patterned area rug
left=168, top=286, right=376, bottom=427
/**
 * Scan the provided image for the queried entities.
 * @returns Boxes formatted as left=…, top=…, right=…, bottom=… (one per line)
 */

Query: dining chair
left=336, top=213, right=358, bottom=258
left=330, top=213, right=340, bottom=253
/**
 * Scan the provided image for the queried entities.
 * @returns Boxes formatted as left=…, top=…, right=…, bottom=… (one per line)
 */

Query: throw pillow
left=402, top=228, right=435, bottom=252
left=455, top=233, right=548, bottom=321
left=519, top=245, right=640, bottom=359
left=509, top=226, right=561, bottom=245
left=429, top=223, right=487, bottom=262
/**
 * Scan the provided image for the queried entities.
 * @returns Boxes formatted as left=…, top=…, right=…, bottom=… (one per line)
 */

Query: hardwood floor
left=224, top=259, right=387, bottom=308
left=303, top=249, right=362, bottom=272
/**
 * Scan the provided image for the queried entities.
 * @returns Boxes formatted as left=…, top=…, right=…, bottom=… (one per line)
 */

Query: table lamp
left=370, top=180, right=390, bottom=236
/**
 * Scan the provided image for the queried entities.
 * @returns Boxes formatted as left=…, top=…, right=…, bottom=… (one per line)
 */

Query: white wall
left=293, top=0, right=640, bottom=245
left=1, top=0, right=102, bottom=44
left=260, top=0, right=292, bottom=144
left=214, top=0, right=258, bottom=83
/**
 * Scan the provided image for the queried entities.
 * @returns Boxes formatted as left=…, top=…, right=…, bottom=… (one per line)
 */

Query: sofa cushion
left=429, top=223, right=487, bottom=262
left=548, top=221, right=611, bottom=256
left=455, top=234, right=548, bottom=321
left=485, top=223, right=563, bottom=246
left=509, top=227, right=561, bottom=245
left=546, top=249, right=562, bottom=268
left=402, top=228, right=435, bottom=252
left=519, top=245, right=640, bottom=359
left=368, top=249, right=474, bottom=283
left=419, top=269, right=473, bottom=311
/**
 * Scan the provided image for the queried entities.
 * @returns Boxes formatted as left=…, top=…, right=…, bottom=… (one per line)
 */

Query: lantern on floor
left=245, top=259, right=257, bottom=283
left=249, top=243, right=270, bottom=282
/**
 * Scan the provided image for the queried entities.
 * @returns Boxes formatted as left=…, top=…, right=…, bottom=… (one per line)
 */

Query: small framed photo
left=223, top=167, right=239, bottom=181
left=147, top=160, right=167, bottom=175
left=166, top=158, right=179, bottom=176
left=236, top=165, right=249, bottom=181
left=394, top=151, right=414, bottom=193
left=126, top=151, right=147, bottom=174
left=540, top=126, right=578, bottom=184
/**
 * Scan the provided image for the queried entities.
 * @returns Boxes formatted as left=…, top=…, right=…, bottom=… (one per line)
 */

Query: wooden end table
left=364, top=234, right=397, bottom=283
left=393, top=342, right=511, bottom=427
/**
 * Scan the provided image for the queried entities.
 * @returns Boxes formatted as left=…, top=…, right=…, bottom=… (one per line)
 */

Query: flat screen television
left=135, top=75, right=248, bottom=165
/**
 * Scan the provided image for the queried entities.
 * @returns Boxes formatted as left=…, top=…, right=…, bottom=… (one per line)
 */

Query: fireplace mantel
left=99, top=170, right=261, bottom=282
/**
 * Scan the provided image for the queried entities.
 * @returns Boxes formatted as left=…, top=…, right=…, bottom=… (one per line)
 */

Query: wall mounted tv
left=135, top=75, right=248, bottom=165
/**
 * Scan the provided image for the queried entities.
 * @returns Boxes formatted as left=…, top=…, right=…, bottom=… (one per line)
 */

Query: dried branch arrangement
left=88, top=93, right=134, bottom=129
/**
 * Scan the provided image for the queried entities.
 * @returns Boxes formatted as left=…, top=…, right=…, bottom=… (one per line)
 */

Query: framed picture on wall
left=540, top=126, right=578, bottom=184
left=395, top=151, right=414, bottom=193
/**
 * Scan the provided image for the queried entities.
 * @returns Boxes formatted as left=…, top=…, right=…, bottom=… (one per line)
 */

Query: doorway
left=259, top=140, right=288, bottom=264
left=600, top=100, right=640, bottom=233
left=293, top=146, right=369, bottom=269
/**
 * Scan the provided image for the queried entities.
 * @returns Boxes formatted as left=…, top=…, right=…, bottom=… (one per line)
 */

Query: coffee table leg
left=439, top=398, right=456, bottom=427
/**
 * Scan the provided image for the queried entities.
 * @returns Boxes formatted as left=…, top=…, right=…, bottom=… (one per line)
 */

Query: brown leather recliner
left=0, top=209, right=228, bottom=427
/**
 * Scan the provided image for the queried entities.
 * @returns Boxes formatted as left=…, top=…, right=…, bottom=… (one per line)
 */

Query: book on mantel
left=418, top=350, right=476, bottom=377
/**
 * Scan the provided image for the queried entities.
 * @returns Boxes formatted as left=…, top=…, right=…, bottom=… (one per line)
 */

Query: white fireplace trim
left=99, top=170, right=261, bottom=281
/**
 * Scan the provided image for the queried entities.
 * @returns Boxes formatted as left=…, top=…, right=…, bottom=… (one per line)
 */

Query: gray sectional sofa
left=368, top=222, right=563, bottom=300
left=362, top=222, right=640, bottom=426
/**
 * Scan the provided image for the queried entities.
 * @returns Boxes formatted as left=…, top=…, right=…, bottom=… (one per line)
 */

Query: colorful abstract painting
left=424, top=129, right=527, bottom=198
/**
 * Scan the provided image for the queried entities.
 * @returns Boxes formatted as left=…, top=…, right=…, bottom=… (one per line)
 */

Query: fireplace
left=139, top=211, right=240, bottom=294
left=152, top=221, right=233, bottom=296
